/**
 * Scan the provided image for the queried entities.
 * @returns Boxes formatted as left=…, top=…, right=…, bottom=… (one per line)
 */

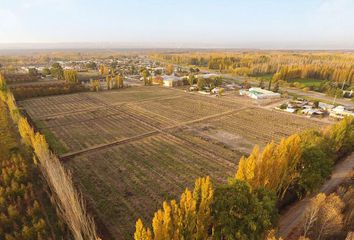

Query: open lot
left=19, top=86, right=326, bottom=239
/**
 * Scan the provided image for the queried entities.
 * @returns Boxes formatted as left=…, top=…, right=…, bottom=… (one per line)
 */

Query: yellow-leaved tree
left=235, top=134, right=302, bottom=199
left=18, top=117, right=35, bottom=146
left=134, top=176, right=213, bottom=240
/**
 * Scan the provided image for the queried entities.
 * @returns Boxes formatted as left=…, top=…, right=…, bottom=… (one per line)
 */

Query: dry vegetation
left=1, top=74, right=99, bottom=240
left=19, top=86, right=326, bottom=239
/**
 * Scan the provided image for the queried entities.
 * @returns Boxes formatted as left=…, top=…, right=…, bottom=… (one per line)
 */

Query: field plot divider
left=38, top=107, right=124, bottom=130
left=60, top=130, right=160, bottom=160
left=59, top=106, right=251, bottom=161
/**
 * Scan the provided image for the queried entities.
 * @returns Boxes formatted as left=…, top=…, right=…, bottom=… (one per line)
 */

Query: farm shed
left=239, top=87, right=281, bottom=99
left=162, top=75, right=184, bottom=87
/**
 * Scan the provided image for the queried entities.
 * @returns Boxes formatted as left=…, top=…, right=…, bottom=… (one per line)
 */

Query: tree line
left=299, top=165, right=354, bottom=240
left=0, top=99, right=54, bottom=240
left=10, top=83, right=86, bottom=100
left=153, top=52, right=354, bottom=91
left=135, top=115, right=354, bottom=240
left=90, top=65, right=125, bottom=91
left=236, top=117, right=354, bottom=202
left=0, top=73, right=99, bottom=240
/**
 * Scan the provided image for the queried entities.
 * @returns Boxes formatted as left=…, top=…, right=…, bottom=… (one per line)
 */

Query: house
left=195, top=73, right=220, bottom=79
left=301, top=108, right=326, bottom=117
left=319, top=102, right=335, bottom=111
left=162, top=75, right=183, bottom=87
left=153, top=76, right=163, bottom=85
left=239, top=87, right=281, bottom=99
left=188, top=85, right=198, bottom=92
left=330, top=106, right=354, bottom=119
left=285, top=107, right=297, bottom=113
left=211, top=87, right=221, bottom=94
left=343, top=90, right=353, bottom=98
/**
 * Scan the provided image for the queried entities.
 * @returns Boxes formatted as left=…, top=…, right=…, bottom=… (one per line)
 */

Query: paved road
left=285, top=88, right=354, bottom=108
left=278, top=152, right=354, bottom=238
left=223, top=74, right=354, bottom=108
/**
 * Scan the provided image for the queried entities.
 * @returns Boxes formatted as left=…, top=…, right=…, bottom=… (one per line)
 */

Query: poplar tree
left=235, top=134, right=302, bottom=199
left=134, top=219, right=152, bottom=240
left=134, top=177, right=213, bottom=240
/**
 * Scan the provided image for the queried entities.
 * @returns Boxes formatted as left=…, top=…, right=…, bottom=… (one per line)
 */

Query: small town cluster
left=10, top=54, right=354, bottom=122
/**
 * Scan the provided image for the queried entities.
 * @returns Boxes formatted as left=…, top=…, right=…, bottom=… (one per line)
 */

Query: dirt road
left=278, top=152, right=354, bottom=238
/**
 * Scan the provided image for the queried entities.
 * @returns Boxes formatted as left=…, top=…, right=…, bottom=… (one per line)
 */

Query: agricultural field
left=190, top=108, right=325, bottom=147
left=66, top=133, right=236, bottom=239
left=19, top=86, right=326, bottom=239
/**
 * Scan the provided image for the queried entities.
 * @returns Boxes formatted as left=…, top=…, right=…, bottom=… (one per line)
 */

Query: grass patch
left=289, top=78, right=323, bottom=88
left=257, top=73, right=273, bottom=81
left=34, top=120, right=68, bottom=155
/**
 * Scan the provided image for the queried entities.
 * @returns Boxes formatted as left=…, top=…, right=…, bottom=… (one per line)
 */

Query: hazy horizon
left=1, top=0, right=354, bottom=50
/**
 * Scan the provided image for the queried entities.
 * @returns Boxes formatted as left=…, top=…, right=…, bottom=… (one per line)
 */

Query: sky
left=0, top=0, right=354, bottom=49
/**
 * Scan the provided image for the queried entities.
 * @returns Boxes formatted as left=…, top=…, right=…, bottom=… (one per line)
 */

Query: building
left=330, top=106, right=354, bottom=119
left=239, top=87, right=281, bottom=99
left=162, top=75, right=183, bottom=87
left=318, top=102, right=335, bottom=111
left=195, top=73, right=220, bottom=79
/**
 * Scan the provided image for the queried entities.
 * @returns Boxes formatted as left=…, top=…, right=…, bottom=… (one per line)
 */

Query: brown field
left=19, top=86, right=326, bottom=239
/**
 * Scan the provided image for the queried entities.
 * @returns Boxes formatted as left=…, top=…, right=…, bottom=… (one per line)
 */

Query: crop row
left=133, top=95, right=235, bottom=123
left=46, top=110, right=156, bottom=152
left=65, top=133, right=235, bottom=239
left=20, top=93, right=105, bottom=118
left=85, top=86, right=184, bottom=104
left=203, top=108, right=324, bottom=145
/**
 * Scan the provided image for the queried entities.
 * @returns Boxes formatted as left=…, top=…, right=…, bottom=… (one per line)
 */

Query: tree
left=346, top=232, right=354, bottom=240
left=110, top=61, right=117, bottom=69
left=42, top=68, right=51, bottom=76
left=197, top=78, right=206, bottom=90
left=297, top=130, right=333, bottom=195
left=188, top=74, right=195, bottom=86
left=303, top=193, right=344, bottom=240
left=259, top=79, right=265, bottom=89
left=114, top=75, right=124, bottom=89
left=313, top=100, right=320, bottom=108
left=63, top=70, right=78, bottom=84
left=90, top=80, right=100, bottom=92
left=212, top=180, right=277, bottom=240
left=342, top=187, right=354, bottom=231
left=134, top=177, right=213, bottom=240
left=218, top=88, right=225, bottom=97
left=303, top=193, right=326, bottom=237
left=85, top=62, right=97, bottom=70
left=106, top=75, right=112, bottom=90
left=273, top=80, right=280, bottom=92
left=193, top=176, right=213, bottom=240
left=0, top=73, right=7, bottom=90
left=266, top=230, right=283, bottom=240
left=142, top=70, right=151, bottom=86
left=50, top=63, right=64, bottom=80
left=235, top=134, right=303, bottom=199
left=325, top=117, right=354, bottom=160
left=134, top=219, right=152, bottom=240
left=28, top=68, right=38, bottom=76
left=166, top=65, right=174, bottom=75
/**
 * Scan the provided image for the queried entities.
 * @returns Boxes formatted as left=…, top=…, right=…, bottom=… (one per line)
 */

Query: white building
left=195, top=73, right=220, bottom=79
left=330, top=106, right=354, bottom=119
left=162, top=75, right=183, bottom=87
left=239, top=87, right=281, bottom=99
left=319, top=102, right=335, bottom=111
